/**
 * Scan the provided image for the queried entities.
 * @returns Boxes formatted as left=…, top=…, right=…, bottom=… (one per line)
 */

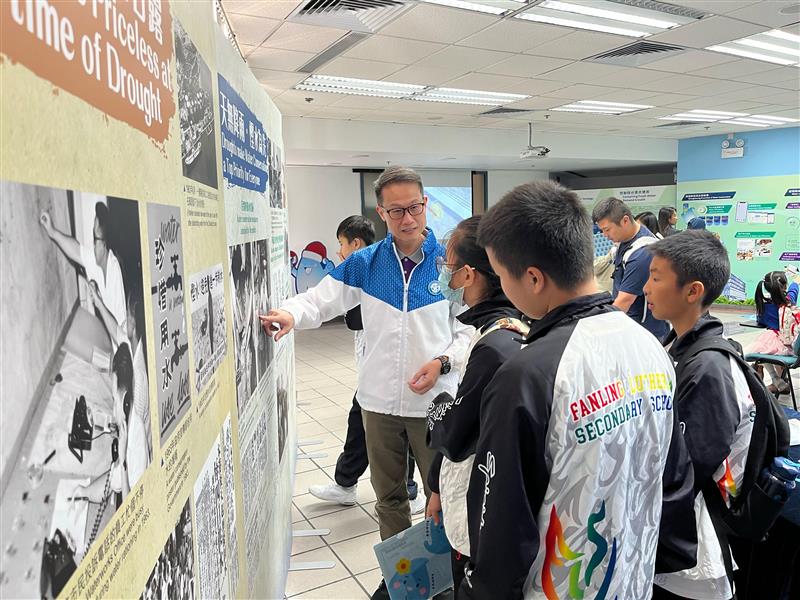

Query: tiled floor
left=287, top=323, right=425, bottom=600
left=286, top=309, right=799, bottom=599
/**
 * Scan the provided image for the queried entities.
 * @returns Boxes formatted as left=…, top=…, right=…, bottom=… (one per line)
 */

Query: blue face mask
left=437, top=265, right=465, bottom=306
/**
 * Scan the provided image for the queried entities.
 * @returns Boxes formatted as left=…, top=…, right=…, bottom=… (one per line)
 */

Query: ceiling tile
left=250, top=68, right=307, bottom=91
left=378, top=4, right=497, bottom=44
left=689, top=58, right=788, bottom=79
left=414, top=46, right=514, bottom=74
left=641, top=92, right=703, bottom=107
left=726, top=3, right=800, bottom=27
left=508, top=78, right=571, bottom=96
left=664, top=1, right=760, bottom=15
left=247, top=47, right=316, bottom=71
left=262, top=22, right=345, bottom=53
left=538, top=62, right=628, bottom=83
left=484, top=54, right=573, bottom=78
left=524, top=31, right=627, bottom=60
left=731, top=66, right=800, bottom=86
left=308, top=106, right=363, bottom=120
left=634, top=74, right=717, bottom=93
left=765, top=90, right=800, bottom=105
left=316, top=57, right=405, bottom=79
left=446, top=72, right=532, bottom=94
left=712, top=85, right=791, bottom=102
left=709, top=100, right=774, bottom=111
left=225, top=0, right=302, bottom=20
left=274, top=89, right=342, bottom=107
left=678, top=79, right=755, bottom=96
left=238, top=43, right=257, bottom=57
left=457, top=20, right=566, bottom=53
left=382, top=100, right=482, bottom=115
left=641, top=50, right=738, bottom=73
left=330, top=96, right=406, bottom=110
left=546, top=83, right=621, bottom=100
left=648, top=16, right=767, bottom=49
left=589, top=88, right=661, bottom=102
left=590, top=67, right=667, bottom=88
left=228, top=14, right=281, bottom=46
left=505, top=96, right=565, bottom=110
left=342, top=35, right=445, bottom=64
left=386, top=65, right=461, bottom=86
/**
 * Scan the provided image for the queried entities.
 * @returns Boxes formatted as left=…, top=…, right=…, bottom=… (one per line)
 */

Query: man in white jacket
left=261, top=166, right=471, bottom=598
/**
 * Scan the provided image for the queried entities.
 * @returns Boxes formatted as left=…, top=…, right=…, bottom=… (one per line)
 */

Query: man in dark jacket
left=459, top=181, right=696, bottom=599
left=645, top=231, right=754, bottom=600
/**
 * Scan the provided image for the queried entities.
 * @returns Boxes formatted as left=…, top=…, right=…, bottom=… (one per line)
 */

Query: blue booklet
left=373, top=515, right=454, bottom=600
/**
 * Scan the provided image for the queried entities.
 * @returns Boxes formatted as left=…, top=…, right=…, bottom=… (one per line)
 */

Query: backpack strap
left=621, top=235, right=658, bottom=266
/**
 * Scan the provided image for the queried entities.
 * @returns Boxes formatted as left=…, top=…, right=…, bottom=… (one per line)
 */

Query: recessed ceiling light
left=659, top=110, right=798, bottom=126
left=515, top=0, right=700, bottom=38
left=293, top=76, right=531, bottom=106
left=707, top=28, right=800, bottom=66
left=552, top=100, right=653, bottom=114
left=719, top=120, right=770, bottom=128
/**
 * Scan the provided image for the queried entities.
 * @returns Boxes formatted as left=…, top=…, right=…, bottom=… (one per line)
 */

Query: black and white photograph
left=148, top=203, right=190, bottom=443
left=174, top=18, right=218, bottom=190
left=276, top=374, right=289, bottom=463
left=222, top=416, right=240, bottom=598
left=229, top=241, right=257, bottom=416
left=0, top=180, right=152, bottom=600
left=268, top=144, right=285, bottom=210
left=140, top=498, right=195, bottom=600
left=193, top=434, right=229, bottom=600
left=229, top=239, right=273, bottom=416
left=189, top=264, right=227, bottom=393
left=253, top=239, right=272, bottom=381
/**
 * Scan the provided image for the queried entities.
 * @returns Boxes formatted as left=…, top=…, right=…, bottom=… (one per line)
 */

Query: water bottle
left=760, top=457, right=800, bottom=502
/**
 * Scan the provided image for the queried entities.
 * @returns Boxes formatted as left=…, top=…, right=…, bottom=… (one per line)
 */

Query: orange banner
left=1, top=0, right=176, bottom=142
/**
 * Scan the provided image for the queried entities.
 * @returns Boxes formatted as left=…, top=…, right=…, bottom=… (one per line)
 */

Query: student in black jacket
left=645, top=231, right=755, bottom=600
left=425, top=215, right=529, bottom=596
left=460, top=181, right=696, bottom=599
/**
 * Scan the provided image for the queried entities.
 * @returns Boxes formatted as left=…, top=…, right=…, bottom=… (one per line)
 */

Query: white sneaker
left=409, top=494, right=426, bottom=515
left=308, top=483, right=357, bottom=506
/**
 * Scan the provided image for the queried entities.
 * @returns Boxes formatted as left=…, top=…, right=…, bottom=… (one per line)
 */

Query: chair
left=745, top=331, right=800, bottom=410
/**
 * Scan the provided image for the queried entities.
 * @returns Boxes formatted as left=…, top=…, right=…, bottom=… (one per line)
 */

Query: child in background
left=748, top=269, right=800, bottom=394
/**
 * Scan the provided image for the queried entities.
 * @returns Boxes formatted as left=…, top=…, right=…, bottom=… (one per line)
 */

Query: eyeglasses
left=435, top=256, right=460, bottom=274
left=382, top=202, right=425, bottom=221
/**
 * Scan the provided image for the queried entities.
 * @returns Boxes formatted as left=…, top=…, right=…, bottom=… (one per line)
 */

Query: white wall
left=286, top=165, right=361, bottom=267
left=487, top=170, right=549, bottom=206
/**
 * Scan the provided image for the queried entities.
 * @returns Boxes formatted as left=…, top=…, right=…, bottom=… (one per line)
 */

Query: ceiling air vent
left=606, top=0, right=707, bottom=20
left=589, top=41, right=686, bottom=67
left=289, top=0, right=411, bottom=33
left=655, top=121, right=701, bottom=128
left=479, top=107, right=533, bottom=117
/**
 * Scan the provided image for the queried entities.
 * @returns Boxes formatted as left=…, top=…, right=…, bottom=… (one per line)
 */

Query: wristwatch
left=436, top=355, right=451, bottom=375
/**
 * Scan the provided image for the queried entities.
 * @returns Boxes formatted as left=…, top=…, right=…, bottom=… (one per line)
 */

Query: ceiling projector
left=520, top=122, right=550, bottom=160
left=520, top=146, right=550, bottom=159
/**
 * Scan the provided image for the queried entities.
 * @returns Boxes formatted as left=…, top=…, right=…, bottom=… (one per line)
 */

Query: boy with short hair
left=645, top=230, right=754, bottom=600
left=461, top=181, right=695, bottom=599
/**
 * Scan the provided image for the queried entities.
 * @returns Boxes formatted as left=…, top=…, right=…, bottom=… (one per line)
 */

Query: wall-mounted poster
left=175, top=19, right=218, bottom=190
left=0, top=181, right=152, bottom=599
left=147, top=204, right=190, bottom=443
left=2, top=1, right=295, bottom=597
left=190, top=264, right=227, bottom=393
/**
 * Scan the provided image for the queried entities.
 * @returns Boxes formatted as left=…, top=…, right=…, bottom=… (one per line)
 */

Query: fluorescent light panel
left=707, top=28, right=800, bottom=66
left=294, top=75, right=530, bottom=106
left=516, top=0, right=696, bottom=38
left=553, top=100, right=653, bottom=114
left=660, top=108, right=798, bottom=126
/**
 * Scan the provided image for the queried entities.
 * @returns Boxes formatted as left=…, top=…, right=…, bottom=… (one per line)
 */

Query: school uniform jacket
left=654, top=315, right=755, bottom=600
left=460, top=294, right=697, bottom=599
left=282, top=229, right=473, bottom=417
left=427, top=293, right=527, bottom=556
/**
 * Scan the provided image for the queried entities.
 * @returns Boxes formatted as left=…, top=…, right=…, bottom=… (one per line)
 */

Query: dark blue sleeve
left=618, top=250, right=652, bottom=296
left=788, top=282, right=799, bottom=305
